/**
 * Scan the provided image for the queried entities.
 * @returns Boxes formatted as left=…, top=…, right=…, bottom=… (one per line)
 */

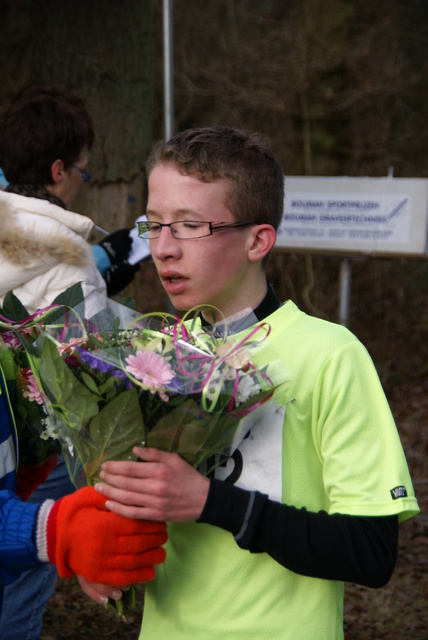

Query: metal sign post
left=338, top=257, right=351, bottom=327
left=163, top=0, right=174, bottom=141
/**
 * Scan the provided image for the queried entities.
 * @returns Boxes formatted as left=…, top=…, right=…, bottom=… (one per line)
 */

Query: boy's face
left=147, top=163, right=265, bottom=319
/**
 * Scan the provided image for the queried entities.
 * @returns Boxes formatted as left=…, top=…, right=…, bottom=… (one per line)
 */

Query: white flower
left=206, top=381, right=220, bottom=402
left=223, top=366, right=238, bottom=381
left=235, top=375, right=260, bottom=406
left=40, top=416, right=60, bottom=441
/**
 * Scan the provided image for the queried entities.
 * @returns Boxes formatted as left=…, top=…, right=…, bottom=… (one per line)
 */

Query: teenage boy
left=96, top=126, right=419, bottom=640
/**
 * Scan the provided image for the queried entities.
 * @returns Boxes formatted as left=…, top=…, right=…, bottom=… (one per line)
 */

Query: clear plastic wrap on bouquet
left=22, top=298, right=276, bottom=488
left=0, top=294, right=63, bottom=466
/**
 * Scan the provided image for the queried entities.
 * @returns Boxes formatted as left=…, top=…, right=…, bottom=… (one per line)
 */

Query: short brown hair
left=145, top=126, right=284, bottom=231
left=0, top=83, right=94, bottom=185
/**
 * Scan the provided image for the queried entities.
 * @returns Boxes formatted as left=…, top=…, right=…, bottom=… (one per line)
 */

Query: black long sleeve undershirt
left=197, top=479, right=398, bottom=589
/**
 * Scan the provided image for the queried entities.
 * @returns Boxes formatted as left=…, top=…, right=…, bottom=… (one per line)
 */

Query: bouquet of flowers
left=20, top=298, right=275, bottom=488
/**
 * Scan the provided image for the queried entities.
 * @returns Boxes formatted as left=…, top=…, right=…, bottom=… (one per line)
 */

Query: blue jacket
left=0, top=366, right=42, bottom=613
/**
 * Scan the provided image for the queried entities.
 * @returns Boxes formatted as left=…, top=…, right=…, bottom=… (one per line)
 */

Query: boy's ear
left=51, top=159, right=64, bottom=184
left=247, top=224, right=277, bottom=262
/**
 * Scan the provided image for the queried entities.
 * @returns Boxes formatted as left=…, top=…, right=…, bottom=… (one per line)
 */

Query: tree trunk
left=0, top=0, right=160, bottom=312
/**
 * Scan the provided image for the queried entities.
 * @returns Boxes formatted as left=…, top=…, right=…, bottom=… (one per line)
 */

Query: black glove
left=104, top=261, right=141, bottom=297
left=98, top=229, right=132, bottom=265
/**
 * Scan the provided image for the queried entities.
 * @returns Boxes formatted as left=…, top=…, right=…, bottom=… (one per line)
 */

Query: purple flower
left=112, top=369, right=133, bottom=390
left=76, top=347, right=115, bottom=374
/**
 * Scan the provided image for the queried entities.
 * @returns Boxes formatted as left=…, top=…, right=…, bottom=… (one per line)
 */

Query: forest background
left=0, top=1, right=427, bottom=638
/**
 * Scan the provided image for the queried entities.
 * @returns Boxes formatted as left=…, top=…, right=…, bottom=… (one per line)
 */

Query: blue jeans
left=0, top=456, right=76, bottom=639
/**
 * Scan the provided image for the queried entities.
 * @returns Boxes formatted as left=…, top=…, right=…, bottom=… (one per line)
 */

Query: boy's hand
left=77, top=575, right=129, bottom=606
left=95, top=447, right=210, bottom=522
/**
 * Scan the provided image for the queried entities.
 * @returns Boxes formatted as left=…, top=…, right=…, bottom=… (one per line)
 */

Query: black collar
left=253, top=280, right=282, bottom=322
left=201, top=281, right=282, bottom=335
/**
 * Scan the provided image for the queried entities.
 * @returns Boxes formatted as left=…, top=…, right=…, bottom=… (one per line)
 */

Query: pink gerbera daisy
left=19, top=368, right=46, bottom=405
left=125, top=351, right=175, bottom=401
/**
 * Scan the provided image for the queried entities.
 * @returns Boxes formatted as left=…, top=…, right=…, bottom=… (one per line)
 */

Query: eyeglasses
left=72, top=164, right=92, bottom=183
left=137, top=220, right=258, bottom=240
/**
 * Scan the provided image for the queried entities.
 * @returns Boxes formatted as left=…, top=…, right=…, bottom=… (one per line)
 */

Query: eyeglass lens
left=138, top=221, right=211, bottom=239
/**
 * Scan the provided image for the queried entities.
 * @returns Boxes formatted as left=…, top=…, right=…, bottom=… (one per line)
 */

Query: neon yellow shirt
left=140, top=301, right=419, bottom=639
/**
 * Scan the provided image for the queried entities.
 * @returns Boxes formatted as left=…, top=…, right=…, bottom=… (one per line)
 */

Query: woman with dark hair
left=0, top=83, right=107, bottom=315
left=0, top=83, right=140, bottom=305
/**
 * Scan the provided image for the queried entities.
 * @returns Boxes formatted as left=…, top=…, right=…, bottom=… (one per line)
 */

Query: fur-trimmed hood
left=0, top=190, right=93, bottom=268
left=0, top=190, right=107, bottom=314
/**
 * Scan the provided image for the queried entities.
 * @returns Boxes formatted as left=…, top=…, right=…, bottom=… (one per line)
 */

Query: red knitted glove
left=44, top=486, right=168, bottom=585
left=16, top=454, right=59, bottom=501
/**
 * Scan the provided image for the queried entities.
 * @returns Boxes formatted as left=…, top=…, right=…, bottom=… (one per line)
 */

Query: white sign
left=276, top=176, right=428, bottom=256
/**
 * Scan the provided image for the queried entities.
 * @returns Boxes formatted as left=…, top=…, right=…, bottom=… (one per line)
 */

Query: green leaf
left=51, top=282, right=85, bottom=308
left=47, top=283, right=85, bottom=324
left=98, top=376, right=115, bottom=396
left=83, top=388, right=145, bottom=484
left=1, top=290, right=31, bottom=321
left=115, top=296, right=136, bottom=310
left=0, top=345, right=17, bottom=381
left=80, top=371, right=102, bottom=395
left=39, top=339, right=100, bottom=430
left=146, top=398, right=210, bottom=466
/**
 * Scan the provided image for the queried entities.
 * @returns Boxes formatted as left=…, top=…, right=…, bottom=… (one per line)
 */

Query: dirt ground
left=39, top=384, right=428, bottom=640
left=343, top=381, right=428, bottom=640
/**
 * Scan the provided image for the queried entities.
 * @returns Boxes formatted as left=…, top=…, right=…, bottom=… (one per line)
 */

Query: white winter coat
left=0, top=190, right=107, bottom=316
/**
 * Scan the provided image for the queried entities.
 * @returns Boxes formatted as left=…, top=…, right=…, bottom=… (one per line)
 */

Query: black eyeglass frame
left=72, top=164, right=92, bottom=184
left=137, top=220, right=259, bottom=240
